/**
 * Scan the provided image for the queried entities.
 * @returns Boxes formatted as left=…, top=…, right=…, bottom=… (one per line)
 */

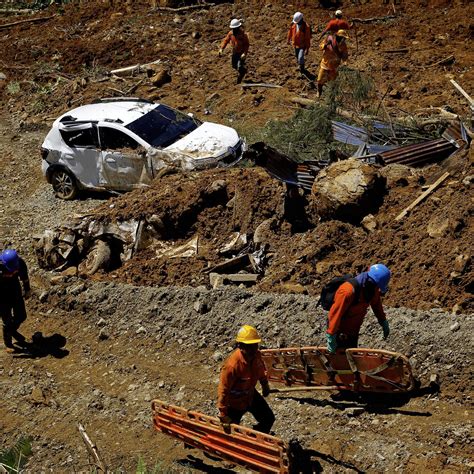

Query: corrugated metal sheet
left=380, top=121, right=469, bottom=167
left=380, top=138, right=456, bottom=166
left=332, top=121, right=368, bottom=146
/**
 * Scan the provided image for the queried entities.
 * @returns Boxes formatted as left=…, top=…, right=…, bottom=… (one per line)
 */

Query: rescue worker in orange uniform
left=0, top=249, right=30, bottom=353
left=287, top=12, right=312, bottom=74
left=219, top=18, right=250, bottom=84
left=319, top=9, right=352, bottom=40
left=326, top=264, right=391, bottom=353
left=317, top=29, right=349, bottom=97
left=218, top=325, right=274, bottom=434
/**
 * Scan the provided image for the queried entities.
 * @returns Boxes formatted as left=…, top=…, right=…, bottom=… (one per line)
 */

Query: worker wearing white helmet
left=287, top=11, right=312, bottom=74
left=319, top=9, right=352, bottom=39
left=219, top=18, right=250, bottom=84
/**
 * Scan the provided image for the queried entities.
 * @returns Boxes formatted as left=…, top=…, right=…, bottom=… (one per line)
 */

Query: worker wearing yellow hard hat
left=217, top=325, right=275, bottom=434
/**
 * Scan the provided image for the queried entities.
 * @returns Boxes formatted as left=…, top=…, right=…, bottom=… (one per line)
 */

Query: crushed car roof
left=56, top=101, right=159, bottom=126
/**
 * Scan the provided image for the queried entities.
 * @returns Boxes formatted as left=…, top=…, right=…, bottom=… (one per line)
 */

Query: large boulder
left=310, top=158, right=386, bottom=224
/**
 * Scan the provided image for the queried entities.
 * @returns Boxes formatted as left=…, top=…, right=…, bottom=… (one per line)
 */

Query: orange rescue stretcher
left=152, top=399, right=290, bottom=474
left=261, top=347, right=417, bottom=393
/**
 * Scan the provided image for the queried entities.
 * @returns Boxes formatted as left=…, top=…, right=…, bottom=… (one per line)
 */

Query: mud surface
left=0, top=0, right=473, bottom=472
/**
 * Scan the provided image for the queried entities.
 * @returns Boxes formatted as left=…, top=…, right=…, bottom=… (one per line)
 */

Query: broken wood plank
left=110, top=59, right=161, bottom=77
left=0, top=14, right=56, bottom=30
left=224, top=273, right=259, bottom=283
left=204, top=254, right=249, bottom=274
left=291, top=96, right=316, bottom=107
left=395, top=172, right=450, bottom=221
left=352, top=15, right=396, bottom=23
left=241, top=83, right=282, bottom=89
left=450, top=79, right=474, bottom=106
left=154, top=2, right=215, bottom=12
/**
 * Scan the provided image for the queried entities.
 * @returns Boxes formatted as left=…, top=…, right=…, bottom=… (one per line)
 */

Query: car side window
left=99, top=127, right=140, bottom=150
left=60, top=125, right=98, bottom=148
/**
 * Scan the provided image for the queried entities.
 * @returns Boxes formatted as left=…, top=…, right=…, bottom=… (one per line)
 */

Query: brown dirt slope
left=1, top=0, right=473, bottom=127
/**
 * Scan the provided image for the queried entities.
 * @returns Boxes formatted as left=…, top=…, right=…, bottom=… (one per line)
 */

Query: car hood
left=164, top=121, right=239, bottom=158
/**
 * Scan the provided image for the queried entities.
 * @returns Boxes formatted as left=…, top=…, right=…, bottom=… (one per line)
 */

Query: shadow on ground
left=281, top=384, right=440, bottom=417
left=13, top=332, right=69, bottom=359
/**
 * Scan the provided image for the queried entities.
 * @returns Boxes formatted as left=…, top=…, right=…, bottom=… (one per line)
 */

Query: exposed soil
left=0, top=1, right=473, bottom=472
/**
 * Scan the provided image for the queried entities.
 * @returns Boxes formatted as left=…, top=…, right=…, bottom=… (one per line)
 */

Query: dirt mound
left=74, top=152, right=472, bottom=312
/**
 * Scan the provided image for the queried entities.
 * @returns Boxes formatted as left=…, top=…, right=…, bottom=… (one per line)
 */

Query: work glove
left=261, top=380, right=270, bottom=398
left=380, top=320, right=390, bottom=339
left=240, top=53, right=246, bottom=60
left=326, top=333, right=337, bottom=354
left=219, top=414, right=232, bottom=434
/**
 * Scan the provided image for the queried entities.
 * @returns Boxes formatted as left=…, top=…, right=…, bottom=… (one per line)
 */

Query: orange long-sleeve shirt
left=217, top=348, right=267, bottom=416
left=287, top=21, right=311, bottom=50
left=221, top=30, right=249, bottom=55
left=322, top=18, right=351, bottom=35
left=327, top=281, right=387, bottom=336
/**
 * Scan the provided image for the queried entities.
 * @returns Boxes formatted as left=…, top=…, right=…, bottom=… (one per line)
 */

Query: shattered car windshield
left=126, top=104, right=201, bottom=148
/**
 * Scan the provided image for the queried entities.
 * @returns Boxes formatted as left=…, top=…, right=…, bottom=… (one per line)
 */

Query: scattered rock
left=97, top=318, right=107, bottom=327
left=209, top=272, right=224, bottom=289
left=193, top=299, right=209, bottom=314
left=361, top=214, right=377, bottom=232
left=345, top=407, right=365, bottom=417
left=136, top=326, right=147, bottom=335
left=39, top=291, right=49, bottom=303
left=446, top=439, right=455, bottom=447
left=311, top=159, right=386, bottom=224
left=98, top=328, right=110, bottom=340
left=453, top=254, right=470, bottom=274
left=191, top=31, right=201, bottom=39
left=212, top=351, right=224, bottom=362
left=280, top=282, right=307, bottom=295
left=150, top=68, right=171, bottom=88
left=449, top=321, right=460, bottom=332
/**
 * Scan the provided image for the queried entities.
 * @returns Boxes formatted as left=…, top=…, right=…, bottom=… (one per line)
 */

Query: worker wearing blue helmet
left=0, top=249, right=30, bottom=352
left=326, top=263, right=391, bottom=353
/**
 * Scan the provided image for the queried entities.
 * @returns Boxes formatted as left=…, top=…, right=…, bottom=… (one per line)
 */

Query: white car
left=41, top=98, right=244, bottom=199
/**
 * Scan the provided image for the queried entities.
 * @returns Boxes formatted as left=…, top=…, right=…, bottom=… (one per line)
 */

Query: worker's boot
left=299, top=64, right=306, bottom=74
left=3, top=330, right=14, bottom=352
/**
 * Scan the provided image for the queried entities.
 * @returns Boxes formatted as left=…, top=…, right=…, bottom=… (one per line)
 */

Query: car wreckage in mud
left=41, top=98, right=245, bottom=199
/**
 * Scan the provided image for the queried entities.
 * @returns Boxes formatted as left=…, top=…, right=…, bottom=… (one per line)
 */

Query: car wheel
left=51, top=168, right=78, bottom=200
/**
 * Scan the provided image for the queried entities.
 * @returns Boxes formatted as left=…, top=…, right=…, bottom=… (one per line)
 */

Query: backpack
left=318, top=275, right=360, bottom=310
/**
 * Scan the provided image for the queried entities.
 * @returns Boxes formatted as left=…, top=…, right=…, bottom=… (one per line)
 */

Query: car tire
left=51, top=168, right=78, bottom=200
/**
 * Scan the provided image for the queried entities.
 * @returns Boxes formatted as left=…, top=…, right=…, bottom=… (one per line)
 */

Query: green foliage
left=0, top=437, right=32, bottom=473
left=6, top=82, right=20, bottom=95
left=238, top=68, right=374, bottom=161
left=325, top=67, right=375, bottom=111
left=135, top=456, right=162, bottom=474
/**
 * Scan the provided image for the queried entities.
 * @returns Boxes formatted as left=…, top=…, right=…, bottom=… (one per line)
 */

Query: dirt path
left=1, top=282, right=472, bottom=472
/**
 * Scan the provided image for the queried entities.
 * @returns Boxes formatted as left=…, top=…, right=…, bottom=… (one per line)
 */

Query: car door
left=98, top=125, right=151, bottom=190
left=58, top=122, right=101, bottom=187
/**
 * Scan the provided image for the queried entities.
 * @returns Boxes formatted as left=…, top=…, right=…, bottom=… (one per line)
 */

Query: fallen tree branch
left=78, top=423, right=107, bottom=473
left=290, top=97, right=459, bottom=128
left=395, top=172, right=450, bottom=221
left=427, top=54, right=455, bottom=68
left=0, top=14, right=56, bottom=30
left=352, top=15, right=396, bottom=23
left=126, top=77, right=146, bottom=95
left=241, top=83, right=282, bottom=89
left=106, top=86, right=125, bottom=95
left=154, top=2, right=215, bottom=12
